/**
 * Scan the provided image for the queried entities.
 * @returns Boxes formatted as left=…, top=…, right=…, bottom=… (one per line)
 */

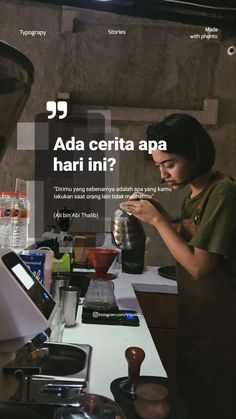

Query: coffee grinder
left=41, top=207, right=74, bottom=255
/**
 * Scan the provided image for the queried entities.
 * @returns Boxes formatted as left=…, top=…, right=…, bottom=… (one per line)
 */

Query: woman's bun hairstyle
left=146, top=114, right=215, bottom=177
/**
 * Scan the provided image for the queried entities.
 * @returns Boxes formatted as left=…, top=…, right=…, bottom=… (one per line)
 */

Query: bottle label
left=11, top=209, right=29, bottom=218
left=0, top=208, right=27, bottom=218
left=18, top=209, right=29, bottom=219
left=12, top=209, right=19, bottom=217
left=1, top=208, right=12, bottom=218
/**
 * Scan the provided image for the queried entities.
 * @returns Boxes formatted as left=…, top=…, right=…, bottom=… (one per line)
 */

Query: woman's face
left=152, top=150, right=192, bottom=189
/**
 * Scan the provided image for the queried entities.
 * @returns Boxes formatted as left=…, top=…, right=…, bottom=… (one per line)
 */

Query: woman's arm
left=120, top=199, right=219, bottom=280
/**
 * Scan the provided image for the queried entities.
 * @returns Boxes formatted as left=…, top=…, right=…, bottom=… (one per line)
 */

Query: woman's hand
left=120, top=192, right=172, bottom=224
left=120, top=199, right=164, bottom=225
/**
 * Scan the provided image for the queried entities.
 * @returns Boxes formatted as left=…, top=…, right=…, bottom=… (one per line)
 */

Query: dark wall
left=0, top=0, right=235, bottom=264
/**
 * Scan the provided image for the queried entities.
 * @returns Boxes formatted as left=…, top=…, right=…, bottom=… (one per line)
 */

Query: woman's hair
left=146, top=114, right=215, bottom=177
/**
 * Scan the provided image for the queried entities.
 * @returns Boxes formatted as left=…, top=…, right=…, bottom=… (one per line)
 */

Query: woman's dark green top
left=181, top=174, right=236, bottom=276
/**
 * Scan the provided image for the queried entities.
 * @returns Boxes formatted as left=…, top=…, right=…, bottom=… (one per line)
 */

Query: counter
left=63, top=267, right=177, bottom=398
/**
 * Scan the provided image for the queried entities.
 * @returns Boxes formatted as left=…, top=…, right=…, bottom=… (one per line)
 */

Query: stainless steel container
left=59, top=286, right=81, bottom=327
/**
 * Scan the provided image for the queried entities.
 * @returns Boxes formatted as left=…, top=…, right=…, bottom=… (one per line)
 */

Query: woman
left=120, top=114, right=236, bottom=419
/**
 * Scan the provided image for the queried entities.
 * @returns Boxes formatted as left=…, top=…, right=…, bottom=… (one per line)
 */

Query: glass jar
left=83, top=279, right=116, bottom=312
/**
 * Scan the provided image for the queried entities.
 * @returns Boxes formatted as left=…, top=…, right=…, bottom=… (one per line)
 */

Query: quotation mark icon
left=46, top=101, right=68, bottom=119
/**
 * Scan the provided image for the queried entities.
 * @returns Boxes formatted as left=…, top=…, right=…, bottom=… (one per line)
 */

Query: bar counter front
left=63, top=267, right=178, bottom=399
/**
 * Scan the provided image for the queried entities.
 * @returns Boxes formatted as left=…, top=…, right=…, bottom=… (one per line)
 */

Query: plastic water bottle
left=12, top=192, right=30, bottom=250
left=0, top=192, right=15, bottom=248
